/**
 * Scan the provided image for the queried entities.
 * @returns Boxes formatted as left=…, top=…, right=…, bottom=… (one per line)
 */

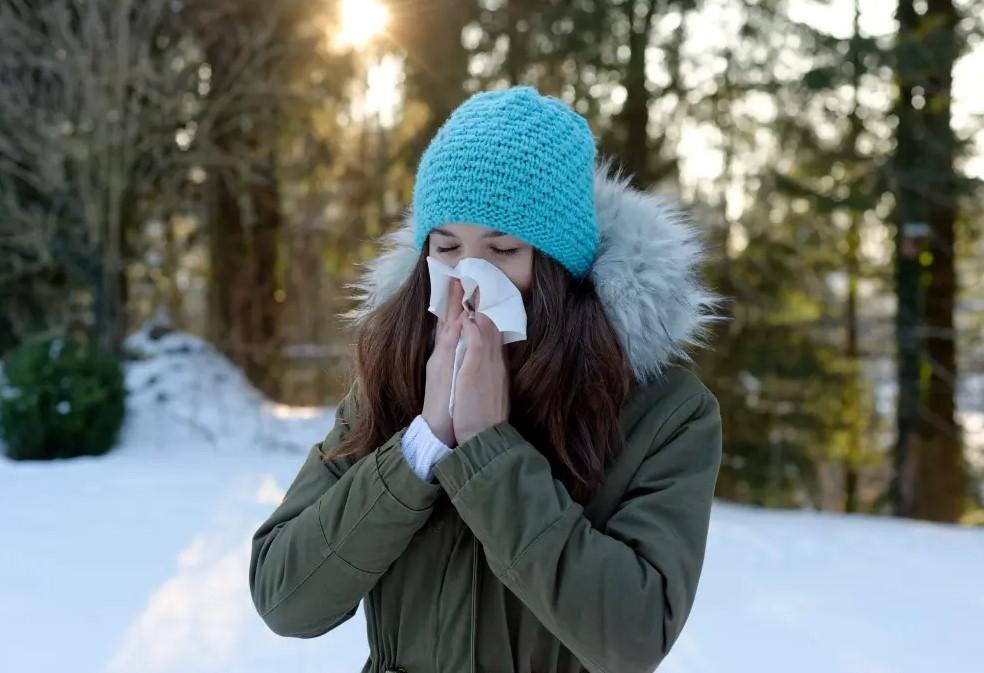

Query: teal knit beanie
left=411, top=85, right=599, bottom=277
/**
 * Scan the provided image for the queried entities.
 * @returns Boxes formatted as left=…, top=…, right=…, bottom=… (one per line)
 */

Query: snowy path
left=4, top=448, right=982, bottom=673
left=2, top=451, right=367, bottom=673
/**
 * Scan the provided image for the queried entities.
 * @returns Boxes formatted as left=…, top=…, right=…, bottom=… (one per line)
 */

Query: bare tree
left=0, top=0, right=303, bottom=355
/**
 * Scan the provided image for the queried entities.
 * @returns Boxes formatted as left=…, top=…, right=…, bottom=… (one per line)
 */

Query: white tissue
left=426, top=256, right=528, bottom=416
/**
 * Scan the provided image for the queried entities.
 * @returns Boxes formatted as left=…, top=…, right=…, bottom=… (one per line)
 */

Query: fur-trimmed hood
left=341, top=157, right=723, bottom=384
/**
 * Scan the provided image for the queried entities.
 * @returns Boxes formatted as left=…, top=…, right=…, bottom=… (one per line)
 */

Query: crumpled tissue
left=426, top=255, right=527, bottom=416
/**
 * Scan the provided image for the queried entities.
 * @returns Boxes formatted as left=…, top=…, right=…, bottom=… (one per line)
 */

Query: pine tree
left=890, top=0, right=966, bottom=521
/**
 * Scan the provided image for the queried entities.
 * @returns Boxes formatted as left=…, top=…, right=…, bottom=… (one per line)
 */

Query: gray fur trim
left=339, top=155, right=724, bottom=383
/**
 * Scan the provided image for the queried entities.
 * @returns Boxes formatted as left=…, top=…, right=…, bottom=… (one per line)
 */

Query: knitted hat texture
left=411, top=85, right=599, bottom=277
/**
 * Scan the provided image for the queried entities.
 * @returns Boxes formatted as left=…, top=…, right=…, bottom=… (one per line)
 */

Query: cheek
left=504, top=252, right=533, bottom=293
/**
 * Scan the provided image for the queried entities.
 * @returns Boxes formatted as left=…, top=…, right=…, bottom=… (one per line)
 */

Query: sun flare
left=337, top=0, right=389, bottom=48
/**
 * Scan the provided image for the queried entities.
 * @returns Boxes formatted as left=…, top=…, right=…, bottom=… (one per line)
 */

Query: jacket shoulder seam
left=641, top=390, right=709, bottom=454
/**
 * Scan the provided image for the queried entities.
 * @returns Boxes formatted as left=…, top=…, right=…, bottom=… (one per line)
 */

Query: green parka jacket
left=249, top=166, right=724, bottom=673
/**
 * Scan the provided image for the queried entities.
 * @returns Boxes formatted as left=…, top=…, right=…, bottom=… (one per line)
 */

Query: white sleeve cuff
left=400, top=414, right=453, bottom=483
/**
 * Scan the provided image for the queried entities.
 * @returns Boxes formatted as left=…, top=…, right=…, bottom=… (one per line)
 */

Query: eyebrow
left=432, top=227, right=508, bottom=239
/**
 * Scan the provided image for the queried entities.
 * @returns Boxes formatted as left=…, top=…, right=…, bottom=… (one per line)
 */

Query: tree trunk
left=199, top=5, right=286, bottom=401
left=504, top=0, right=528, bottom=86
left=843, top=0, right=862, bottom=514
left=890, top=0, right=963, bottom=522
left=619, top=0, right=658, bottom=185
left=208, top=161, right=283, bottom=400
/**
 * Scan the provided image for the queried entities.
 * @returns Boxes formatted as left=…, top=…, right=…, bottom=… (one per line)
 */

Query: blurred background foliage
left=1, top=0, right=982, bottom=523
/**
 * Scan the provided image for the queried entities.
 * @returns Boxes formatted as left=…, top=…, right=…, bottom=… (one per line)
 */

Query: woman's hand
left=423, top=278, right=466, bottom=447
left=452, top=287, right=511, bottom=445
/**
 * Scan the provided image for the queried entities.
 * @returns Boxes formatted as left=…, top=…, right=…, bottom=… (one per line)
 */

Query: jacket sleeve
left=401, top=413, right=454, bottom=482
left=248, top=380, right=443, bottom=638
left=431, top=390, right=722, bottom=673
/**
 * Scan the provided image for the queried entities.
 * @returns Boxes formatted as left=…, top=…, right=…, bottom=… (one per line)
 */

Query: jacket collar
left=341, top=156, right=722, bottom=384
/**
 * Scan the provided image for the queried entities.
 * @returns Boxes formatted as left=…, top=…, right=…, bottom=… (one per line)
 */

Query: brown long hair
left=324, top=243, right=633, bottom=504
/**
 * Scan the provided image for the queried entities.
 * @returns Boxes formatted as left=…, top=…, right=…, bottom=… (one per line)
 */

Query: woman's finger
left=472, top=308, right=501, bottom=347
left=435, top=283, right=466, bottom=352
left=446, top=278, right=464, bottom=323
left=448, top=308, right=464, bottom=345
left=461, top=310, right=482, bottom=352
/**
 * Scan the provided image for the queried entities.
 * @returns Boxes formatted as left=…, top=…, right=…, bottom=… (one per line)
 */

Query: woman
left=249, top=85, right=723, bottom=673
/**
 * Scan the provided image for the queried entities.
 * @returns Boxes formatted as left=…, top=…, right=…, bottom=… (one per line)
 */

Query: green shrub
left=0, top=336, right=126, bottom=460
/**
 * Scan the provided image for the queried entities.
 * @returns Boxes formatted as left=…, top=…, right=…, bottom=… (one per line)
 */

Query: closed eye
left=435, top=245, right=519, bottom=257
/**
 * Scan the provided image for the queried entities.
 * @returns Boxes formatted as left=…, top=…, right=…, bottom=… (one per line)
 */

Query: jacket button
left=384, top=668, right=406, bottom=673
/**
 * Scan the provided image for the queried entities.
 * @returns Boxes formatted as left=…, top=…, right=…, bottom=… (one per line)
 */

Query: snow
left=2, top=326, right=982, bottom=673
left=671, top=505, right=984, bottom=673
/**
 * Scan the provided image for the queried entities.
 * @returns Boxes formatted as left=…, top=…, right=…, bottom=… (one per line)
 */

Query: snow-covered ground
left=2, top=326, right=982, bottom=673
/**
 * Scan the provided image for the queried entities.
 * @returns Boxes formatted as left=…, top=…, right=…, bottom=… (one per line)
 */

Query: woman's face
left=427, top=222, right=534, bottom=294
